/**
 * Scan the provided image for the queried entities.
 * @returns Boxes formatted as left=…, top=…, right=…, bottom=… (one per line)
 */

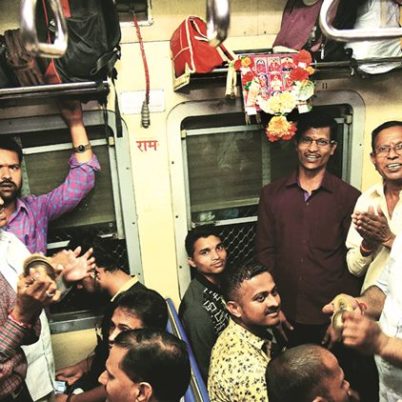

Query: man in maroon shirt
left=256, top=111, right=361, bottom=344
left=255, top=111, right=380, bottom=401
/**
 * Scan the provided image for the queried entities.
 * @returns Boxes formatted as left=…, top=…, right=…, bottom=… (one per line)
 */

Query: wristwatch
left=72, top=143, right=91, bottom=153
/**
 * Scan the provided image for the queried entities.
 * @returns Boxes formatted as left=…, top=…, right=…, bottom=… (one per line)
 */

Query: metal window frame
left=167, top=91, right=364, bottom=297
left=0, top=109, right=142, bottom=279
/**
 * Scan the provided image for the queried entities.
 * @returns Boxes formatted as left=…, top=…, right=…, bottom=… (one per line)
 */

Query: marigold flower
left=306, top=66, right=315, bottom=76
left=241, top=56, right=254, bottom=68
left=278, top=92, right=297, bottom=113
left=266, top=116, right=297, bottom=142
left=259, top=91, right=297, bottom=115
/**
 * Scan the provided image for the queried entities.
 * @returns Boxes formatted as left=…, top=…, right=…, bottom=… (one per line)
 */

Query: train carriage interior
left=0, top=0, right=402, bottom=401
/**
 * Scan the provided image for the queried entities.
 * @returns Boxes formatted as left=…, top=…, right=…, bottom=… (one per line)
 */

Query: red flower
left=241, top=71, right=256, bottom=85
left=293, top=50, right=312, bottom=66
left=234, top=59, right=242, bottom=71
left=290, top=67, right=309, bottom=81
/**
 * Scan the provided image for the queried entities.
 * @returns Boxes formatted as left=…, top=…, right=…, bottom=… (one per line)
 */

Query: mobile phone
left=54, top=380, right=67, bottom=394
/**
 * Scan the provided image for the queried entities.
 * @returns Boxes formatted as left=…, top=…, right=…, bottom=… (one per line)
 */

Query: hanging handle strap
left=20, top=0, right=68, bottom=58
left=206, top=0, right=230, bottom=47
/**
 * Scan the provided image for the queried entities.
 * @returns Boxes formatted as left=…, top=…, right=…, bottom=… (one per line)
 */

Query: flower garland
left=233, top=50, right=315, bottom=142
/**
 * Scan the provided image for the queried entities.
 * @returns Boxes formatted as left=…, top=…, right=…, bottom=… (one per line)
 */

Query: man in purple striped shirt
left=0, top=101, right=100, bottom=254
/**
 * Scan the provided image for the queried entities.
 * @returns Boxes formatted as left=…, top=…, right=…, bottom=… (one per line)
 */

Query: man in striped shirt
left=0, top=101, right=100, bottom=254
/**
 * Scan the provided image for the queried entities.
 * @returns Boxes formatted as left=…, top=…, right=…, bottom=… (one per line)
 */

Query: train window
left=168, top=93, right=364, bottom=295
left=0, top=110, right=141, bottom=329
left=116, top=0, right=153, bottom=26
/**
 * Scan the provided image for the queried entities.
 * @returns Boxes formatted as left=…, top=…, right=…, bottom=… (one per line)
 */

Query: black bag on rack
left=37, top=0, right=121, bottom=84
left=0, top=0, right=121, bottom=87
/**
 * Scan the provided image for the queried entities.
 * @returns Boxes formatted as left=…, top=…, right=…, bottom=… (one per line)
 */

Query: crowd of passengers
left=0, top=101, right=402, bottom=402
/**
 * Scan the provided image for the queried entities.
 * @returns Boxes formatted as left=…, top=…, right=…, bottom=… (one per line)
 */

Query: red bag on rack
left=170, top=16, right=233, bottom=86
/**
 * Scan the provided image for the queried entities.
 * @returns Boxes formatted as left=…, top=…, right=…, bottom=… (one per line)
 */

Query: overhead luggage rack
left=0, top=80, right=110, bottom=106
left=174, top=52, right=402, bottom=92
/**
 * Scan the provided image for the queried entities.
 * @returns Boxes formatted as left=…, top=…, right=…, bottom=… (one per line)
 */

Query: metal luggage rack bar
left=0, top=80, right=110, bottom=105
left=180, top=52, right=402, bottom=89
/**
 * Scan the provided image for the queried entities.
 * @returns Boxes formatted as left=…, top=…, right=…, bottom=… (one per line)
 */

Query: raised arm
left=59, top=100, right=93, bottom=163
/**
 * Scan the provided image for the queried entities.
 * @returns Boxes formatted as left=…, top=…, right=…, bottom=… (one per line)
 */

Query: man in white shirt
left=0, top=202, right=95, bottom=402
left=346, top=121, right=402, bottom=292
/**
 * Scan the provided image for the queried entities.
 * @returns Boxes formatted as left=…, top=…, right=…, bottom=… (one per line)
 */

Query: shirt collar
left=111, top=276, right=140, bottom=302
left=228, top=318, right=267, bottom=350
left=285, top=170, right=335, bottom=193
left=194, top=271, right=221, bottom=292
left=9, top=198, right=29, bottom=222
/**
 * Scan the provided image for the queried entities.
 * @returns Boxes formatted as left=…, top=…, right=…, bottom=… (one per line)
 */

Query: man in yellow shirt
left=208, top=263, right=282, bottom=402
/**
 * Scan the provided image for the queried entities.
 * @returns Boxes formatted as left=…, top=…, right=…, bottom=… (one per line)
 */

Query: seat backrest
left=165, top=298, right=210, bottom=402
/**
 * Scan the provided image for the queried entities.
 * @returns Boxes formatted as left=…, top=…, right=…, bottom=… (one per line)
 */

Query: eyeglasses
left=375, top=142, right=402, bottom=156
left=299, top=136, right=335, bottom=147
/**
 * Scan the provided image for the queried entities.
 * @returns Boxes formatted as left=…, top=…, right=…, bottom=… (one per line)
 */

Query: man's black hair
left=116, top=289, right=168, bottom=330
left=0, top=136, right=23, bottom=163
left=266, top=344, right=333, bottom=402
left=185, top=225, right=222, bottom=257
left=371, top=120, right=402, bottom=153
left=221, top=262, right=269, bottom=302
left=295, top=111, right=338, bottom=142
left=115, top=329, right=191, bottom=402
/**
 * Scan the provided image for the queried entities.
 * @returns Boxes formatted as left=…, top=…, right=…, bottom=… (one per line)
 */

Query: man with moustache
left=266, top=345, right=360, bottom=402
left=0, top=101, right=99, bottom=254
left=99, top=329, right=191, bottom=402
left=208, top=263, right=281, bottom=402
left=255, top=111, right=361, bottom=346
left=346, top=121, right=402, bottom=292
left=179, top=226, right=229, bottom=381
left=56, top=289, right=168, bottom=402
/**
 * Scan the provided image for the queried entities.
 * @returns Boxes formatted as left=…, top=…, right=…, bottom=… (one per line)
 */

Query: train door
left=168, top=91, right=365, bottom=295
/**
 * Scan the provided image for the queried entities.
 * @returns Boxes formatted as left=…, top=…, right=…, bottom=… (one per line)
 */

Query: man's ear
left=329, top=141, right=337, bottom=156
left=136, top=382, right=153, bottom=402
left=226, top=300, right=242, bottom=319
left=370, top=152, right=377, bottom=168
left=188, top=257, right=197, bottom=268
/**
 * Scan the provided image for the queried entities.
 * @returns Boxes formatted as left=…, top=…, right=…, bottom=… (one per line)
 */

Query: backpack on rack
left=36, top=0, right=121, bottom=84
